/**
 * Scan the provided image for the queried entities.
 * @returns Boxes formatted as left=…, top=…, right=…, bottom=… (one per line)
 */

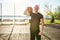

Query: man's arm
left=39, top=18, right=44, bottom=35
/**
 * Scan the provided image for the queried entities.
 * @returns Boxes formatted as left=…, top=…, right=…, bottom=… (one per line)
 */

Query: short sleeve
left=39, top=13, right=43, bottom=19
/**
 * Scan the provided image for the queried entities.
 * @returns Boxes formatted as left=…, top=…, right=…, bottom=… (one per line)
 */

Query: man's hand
left=38, top=31, right=43, bottom=35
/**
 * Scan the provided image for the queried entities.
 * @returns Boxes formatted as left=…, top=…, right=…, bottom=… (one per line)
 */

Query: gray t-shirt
left=30, top=13, right=43, bottom=31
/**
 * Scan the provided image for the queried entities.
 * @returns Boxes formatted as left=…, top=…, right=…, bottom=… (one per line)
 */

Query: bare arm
left=39, top=18, right=44, bottom=35
left=40, top=18, right=44, bottom=33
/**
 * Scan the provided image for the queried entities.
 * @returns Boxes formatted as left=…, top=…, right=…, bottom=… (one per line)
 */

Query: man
left=30, top=5, right=44, bottom=40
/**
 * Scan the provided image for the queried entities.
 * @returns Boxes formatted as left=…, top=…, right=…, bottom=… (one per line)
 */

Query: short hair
left=34, top=5, right=39, bottom=8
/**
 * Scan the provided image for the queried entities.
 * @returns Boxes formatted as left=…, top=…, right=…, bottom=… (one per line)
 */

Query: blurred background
left=0, top=0, right=60, bottom=40
left=0, top=0, right=60, bottom=24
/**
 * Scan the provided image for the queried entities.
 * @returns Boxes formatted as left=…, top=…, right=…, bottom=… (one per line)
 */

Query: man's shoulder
left=38, top=12, right=43, bottom=15
left=38, top=12, right=43, bottom=18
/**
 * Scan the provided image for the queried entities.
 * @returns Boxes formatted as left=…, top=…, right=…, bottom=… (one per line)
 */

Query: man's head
left=34, top=5, right=39, bottom=13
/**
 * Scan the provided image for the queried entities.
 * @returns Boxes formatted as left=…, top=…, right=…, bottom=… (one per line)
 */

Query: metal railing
left=0, top=16, right=30, bottom=25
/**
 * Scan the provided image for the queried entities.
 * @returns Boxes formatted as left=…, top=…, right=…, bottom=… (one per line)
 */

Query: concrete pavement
left=0, top=24, right=49, bottom=40
left=43, top=26, right=60, bottom=40
left=0, top=24, right=60, bottom=40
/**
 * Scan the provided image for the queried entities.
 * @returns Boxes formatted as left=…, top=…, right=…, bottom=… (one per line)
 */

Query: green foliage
left=44, top=19, right=60, bottom=24
left=44, top=4, right=60, bottom=19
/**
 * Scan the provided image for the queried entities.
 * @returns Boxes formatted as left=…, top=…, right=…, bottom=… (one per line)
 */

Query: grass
left=54, top=20, right=60, bottom=24
left=44, top=19, right=60, bottom=24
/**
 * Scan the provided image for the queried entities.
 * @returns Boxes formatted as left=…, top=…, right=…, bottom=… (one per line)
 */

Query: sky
left=0, top=0, right=60, bottom=17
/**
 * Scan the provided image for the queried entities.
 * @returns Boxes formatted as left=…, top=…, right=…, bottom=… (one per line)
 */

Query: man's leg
left=36, top=33, right=41, bottom=40
left=30, top=32, right=35, bottom=40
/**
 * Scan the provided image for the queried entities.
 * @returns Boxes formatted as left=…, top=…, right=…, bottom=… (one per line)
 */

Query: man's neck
left=34, top=12, right=38, bottom=14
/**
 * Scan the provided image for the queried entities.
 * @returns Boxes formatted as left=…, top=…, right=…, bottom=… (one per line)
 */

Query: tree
left=44, top=4, right=59, bottom=23
left=55, top=6, right=60, bottom=19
